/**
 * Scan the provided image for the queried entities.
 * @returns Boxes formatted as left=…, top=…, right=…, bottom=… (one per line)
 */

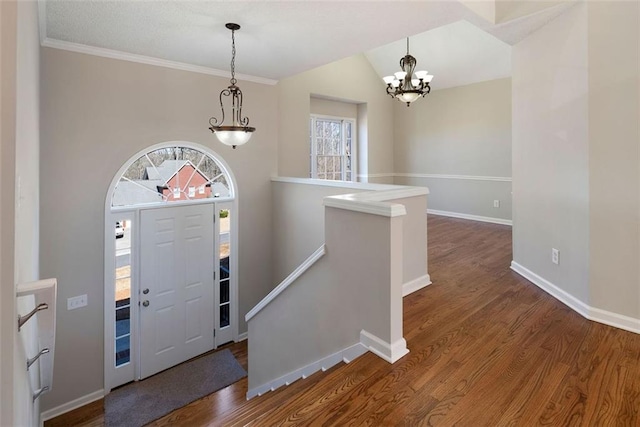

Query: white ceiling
left=366, top=20, right=512, bottom=91
left=42, top=1, right=576, bottom=86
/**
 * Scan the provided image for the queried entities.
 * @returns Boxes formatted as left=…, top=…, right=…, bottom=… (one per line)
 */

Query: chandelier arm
left=386, top=85, right=395, bottom=98
left=210, top=88, right=231, bottom=128
left=236, top=89, right=251, bottom=127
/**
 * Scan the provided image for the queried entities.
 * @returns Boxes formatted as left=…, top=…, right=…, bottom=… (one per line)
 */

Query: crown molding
left=41, top=37, right=279, bottom=86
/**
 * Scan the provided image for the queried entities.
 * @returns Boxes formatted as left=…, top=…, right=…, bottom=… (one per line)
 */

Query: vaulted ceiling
left=42, top=0, right=576, bottom=88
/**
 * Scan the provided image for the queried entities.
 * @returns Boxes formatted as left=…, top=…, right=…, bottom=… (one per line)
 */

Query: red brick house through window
left=156, top=160, right=213, bottom=201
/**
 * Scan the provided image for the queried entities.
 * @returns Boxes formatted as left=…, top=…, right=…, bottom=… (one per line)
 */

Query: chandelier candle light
left=383, top=37, right=433, bottom=106
left=209, top=23, right=255, bottom=148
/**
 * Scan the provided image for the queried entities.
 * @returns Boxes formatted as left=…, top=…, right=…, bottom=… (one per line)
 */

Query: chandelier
left=383, top=38, right=433, bottom=106
left=209, top=23, right=255, bottom=149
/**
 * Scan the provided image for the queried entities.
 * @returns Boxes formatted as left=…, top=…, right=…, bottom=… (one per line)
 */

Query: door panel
left=140, top=204, right=214, bottom=379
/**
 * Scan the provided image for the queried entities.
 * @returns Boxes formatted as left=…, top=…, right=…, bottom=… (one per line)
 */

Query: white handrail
left=16, top=278, right=57, bottom=401
left=245, top=245, right=326, bottom=322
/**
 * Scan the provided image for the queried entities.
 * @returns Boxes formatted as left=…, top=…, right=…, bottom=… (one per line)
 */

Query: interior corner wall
left=393, top=78, right=512, bottom=221
left=277, top=54, right=395, bottom=183
left=40, top=48, right=278, bottom=411
left=588, top=1, right=639, bottom=319
left=512, top=3, right=589, bottom=303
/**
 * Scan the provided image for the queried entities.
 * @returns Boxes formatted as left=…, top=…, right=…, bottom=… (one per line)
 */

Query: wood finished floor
left=46, top=215, right=640, bottom=426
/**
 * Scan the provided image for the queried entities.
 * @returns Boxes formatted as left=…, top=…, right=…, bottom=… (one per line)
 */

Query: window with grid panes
left=310, top=115, right=356, bottom=181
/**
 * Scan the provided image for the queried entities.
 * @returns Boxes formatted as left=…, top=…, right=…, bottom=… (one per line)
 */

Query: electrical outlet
left=493, top=200, right=500, bottom=208
left=67, top=294, right=87, bottom=310
left=552, top=248, right=559, bottom=265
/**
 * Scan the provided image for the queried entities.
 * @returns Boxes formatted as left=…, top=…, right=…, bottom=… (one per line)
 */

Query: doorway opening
left=104, top=142, right=238, bottom=391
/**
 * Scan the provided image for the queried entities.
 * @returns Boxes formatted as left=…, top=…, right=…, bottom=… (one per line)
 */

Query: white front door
left=139, top=204, right=214, bottom=379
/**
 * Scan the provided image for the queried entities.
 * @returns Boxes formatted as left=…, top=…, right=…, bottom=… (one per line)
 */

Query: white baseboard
left=403, top=274, right=432, bottom=297
left=427, top=209, right=512, bottom=226
left=41, top=389, right=104, bottom=422
left=246, top=342, right=368, bottom=400
left=510, top=261, right=640, bottom=334
left=236, top=331, right=248, bottom=342
left=360, top=330, right=409, bottom=363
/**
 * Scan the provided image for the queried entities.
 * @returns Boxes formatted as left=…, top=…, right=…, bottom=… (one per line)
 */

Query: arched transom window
left=111, top=146, right=233, bottom=208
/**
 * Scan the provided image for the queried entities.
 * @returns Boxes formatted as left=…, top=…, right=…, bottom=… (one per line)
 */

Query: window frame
left=309, top=114, right=357, bottom=182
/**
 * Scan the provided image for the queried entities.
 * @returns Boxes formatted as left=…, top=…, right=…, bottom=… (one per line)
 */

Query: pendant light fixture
left=209, top=23, right=255, bottom=149
left=382, top=38, right=433, bottom=106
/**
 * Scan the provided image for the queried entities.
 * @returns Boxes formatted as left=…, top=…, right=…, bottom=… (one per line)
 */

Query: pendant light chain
left=230, top=28, right=237, bottom=86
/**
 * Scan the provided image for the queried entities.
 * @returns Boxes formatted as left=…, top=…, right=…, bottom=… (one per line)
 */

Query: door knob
left=142, top=300, right=149, bottom=307
left=142, top=288, right=149, bottom=294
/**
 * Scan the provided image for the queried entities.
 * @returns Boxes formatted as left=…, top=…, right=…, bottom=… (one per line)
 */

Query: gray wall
left=588, top=1, right=639, bottom=318
left=272, top=179, right=427, bottom=289
left=513, top=0, right=640, bottom=322
left=40, top=48, right=278, bottom=410
left=249, top=205, right=404, bottom=390
left=15, top=0, right=39, bottom=287
left=277, top=54, right=395, bottom=184
left=271, top=180, right=367, bottom=284
left=393, top=78, right=512, bottom=221
left=0, top=1, right=18, bottom=424
left=15, top=1, right=42, bottom=423
left=310, top=97, right=358, bottom=119
left=512, top=3, right=590, bottom=304
left=1, top=1, right=41, bottom=424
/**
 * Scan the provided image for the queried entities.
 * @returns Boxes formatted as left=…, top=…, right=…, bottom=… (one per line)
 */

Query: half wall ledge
left=323, top=186, right=429, bottom=217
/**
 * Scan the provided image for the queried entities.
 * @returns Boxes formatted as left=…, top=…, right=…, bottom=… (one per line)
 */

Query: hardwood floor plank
left=496, top=360, right=572, bottom=426
left=45, top=215, right=640, bottom=427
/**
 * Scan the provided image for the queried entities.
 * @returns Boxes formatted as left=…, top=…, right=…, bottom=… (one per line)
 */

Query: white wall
left=393, top=78, right=512, bottom=221
left=39, top=48, right=278, bottom=411
left=512, top=3, right=590, bottom=303
left=278, top=54, right=395, bottom=184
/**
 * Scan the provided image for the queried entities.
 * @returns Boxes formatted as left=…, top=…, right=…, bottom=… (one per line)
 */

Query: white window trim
left=310, top=114, right=357, bottom=182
